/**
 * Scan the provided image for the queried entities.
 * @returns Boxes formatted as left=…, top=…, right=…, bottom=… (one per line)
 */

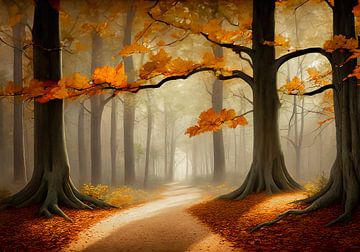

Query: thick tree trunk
left=111, top=98, right=118, bottom=186
left=221, top=0, right=300, bottom=200
left=143, top=92, right=153, bottom=187
left=299, top=0, right=360, bottom=225
left=252, top=0, right=360, bottom=230
left=12, top=19, right=26, bottom=183
left=78, top=105, right=87, bottom=185
left=1, top=0, right=111, bottom=220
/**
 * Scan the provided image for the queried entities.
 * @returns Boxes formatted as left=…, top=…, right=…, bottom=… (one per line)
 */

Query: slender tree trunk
left=164, top=102, right=168, bottom=179
left=191, top=138, right=197, bottom=179
left=222, top=0, right=300, bottom=200
left=12, top=19, right=26, bottom=183
left=168, top=121, right=176, bottom=181
left=144, top=92, right=153, bottom=187
left=1, top=0, right=111, bottom=220
left=90, top=30, right=105, bottom=185
left=111, top=98, right=118, bottom=186
left=211, top=46, right=226, bottom=183
left=78, top=105, right=87, bottom=185
left=123, top=0, right=136, bottom=186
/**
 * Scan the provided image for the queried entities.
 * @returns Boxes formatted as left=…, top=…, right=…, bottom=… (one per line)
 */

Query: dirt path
left=63, top=183, right=240, bottom=252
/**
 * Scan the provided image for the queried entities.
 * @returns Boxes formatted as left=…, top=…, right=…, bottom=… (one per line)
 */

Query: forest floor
left=189, top=192, right=360, bottom=251
left=1, top=184, right=360, bottom=251
left=64, top=182, right=236, bottom=251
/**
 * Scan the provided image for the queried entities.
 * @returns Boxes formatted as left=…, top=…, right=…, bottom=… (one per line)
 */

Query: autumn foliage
left=185, top=108, right=248, bottom=137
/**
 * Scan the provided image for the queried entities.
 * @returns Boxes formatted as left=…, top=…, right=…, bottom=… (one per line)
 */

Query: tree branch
left=324, top=0, right=334, bottom=9
left=218, top=70, right=254, bottom=87
left=288, top=84, right=335, bottom=96
left=275, top=47, right=332, bottom=70
left=200, top=32, right=254, bottom=60
left=126, top=68, right=254, bottom=93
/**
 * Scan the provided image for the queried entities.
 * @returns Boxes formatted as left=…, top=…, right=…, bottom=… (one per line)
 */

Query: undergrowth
left=303, top=173, right=328, bottom=197
left=80, top=184, right=156, bottom=208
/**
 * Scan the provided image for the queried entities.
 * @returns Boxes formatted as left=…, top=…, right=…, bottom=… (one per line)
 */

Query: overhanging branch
left=200, top=32, right=254, bottom=61
left=288, top=84, right=335, bottom=96
left=131, top=67, right=253, bottom=93
left=275, top=47, right=332, bottom=70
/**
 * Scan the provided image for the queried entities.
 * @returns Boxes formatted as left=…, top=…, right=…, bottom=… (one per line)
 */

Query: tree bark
left=90, top=31, right=105, bottom=185
left=123, top=0, right=136, bottom=186
left=111, top=98, right=118, bottom=186
left=168, top=120, right=176, bottom=181
left=212, top=45, right=226, bottom=183
left=221, top=0, right=301, bottom=199
left=143, top=91, right=153, bottom=187
left=1, top=0, right=111, bottom=220
left=299, top=0, right=360, bottom=225
left=78, top=104, right=87, bottom=185
left=12, top=18, right=26, bottom=183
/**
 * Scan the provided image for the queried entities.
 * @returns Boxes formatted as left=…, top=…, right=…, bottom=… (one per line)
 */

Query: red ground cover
left=0, top=206, right=119, bottom=251
left=189, top=192, right=360, bottom=251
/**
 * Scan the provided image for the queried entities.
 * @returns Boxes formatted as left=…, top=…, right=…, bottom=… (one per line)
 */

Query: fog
left=0, top=0, right=336, bottom=192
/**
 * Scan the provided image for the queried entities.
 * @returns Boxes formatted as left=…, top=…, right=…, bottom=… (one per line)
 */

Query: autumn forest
left=0, top=0, right=359, bottom=251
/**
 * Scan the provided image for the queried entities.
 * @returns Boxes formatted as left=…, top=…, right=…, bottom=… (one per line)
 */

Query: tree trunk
left=111, top=98, right=118, bottom=186
left=78, top=104, right=87, bottom=185
left=90, top=31, right=105, bottom=185
left=123, top=93, right=136, bottom=185
left=1, top=0, right=111, bottom=220
left=300, top=0, right=360, bottom=225
left=12, top=18, right=26, bottom=183
left=212, top=47, right=226, bottom=183
left=123, top=0, right=136, bottom=186
left=168, top=121, right=176, bottom=181
left=221, top=0, right=300, bottom=200
left=143, top=91, right=153, bottom=187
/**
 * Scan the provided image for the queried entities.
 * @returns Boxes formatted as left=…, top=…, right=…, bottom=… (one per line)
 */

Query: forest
left=0, top=0, right=359, bottom=251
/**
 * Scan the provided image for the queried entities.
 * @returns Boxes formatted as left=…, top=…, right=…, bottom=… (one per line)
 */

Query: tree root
left=251, top=163, right=359, bottom=232
left=0, top=176, right=116, bottom=221
left=219, top=156, right=302, bottom=200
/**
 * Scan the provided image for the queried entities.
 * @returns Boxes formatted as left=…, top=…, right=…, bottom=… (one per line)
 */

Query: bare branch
left=276, top=48, right=332, bottom=70
left=239, top=52, right=253, bottom=68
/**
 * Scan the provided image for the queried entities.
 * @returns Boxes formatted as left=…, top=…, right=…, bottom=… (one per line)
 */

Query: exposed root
left=251, top=160, right=359, bottom=232
left=219, top=156, right=301, bottom=200
left=0, top=175, right=116, bottom=221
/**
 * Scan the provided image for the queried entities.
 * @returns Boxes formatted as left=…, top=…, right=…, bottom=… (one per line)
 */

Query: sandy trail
left=63, top=183, right=240, bottom=252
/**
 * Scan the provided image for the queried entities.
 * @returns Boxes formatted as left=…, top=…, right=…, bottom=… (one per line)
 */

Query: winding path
left=63, top=183, right=240, bottom=252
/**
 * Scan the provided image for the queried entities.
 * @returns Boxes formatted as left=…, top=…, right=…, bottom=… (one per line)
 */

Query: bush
left=304, top=174, right=328, bottom=197
left=80, top=184, right=152, bottom=208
